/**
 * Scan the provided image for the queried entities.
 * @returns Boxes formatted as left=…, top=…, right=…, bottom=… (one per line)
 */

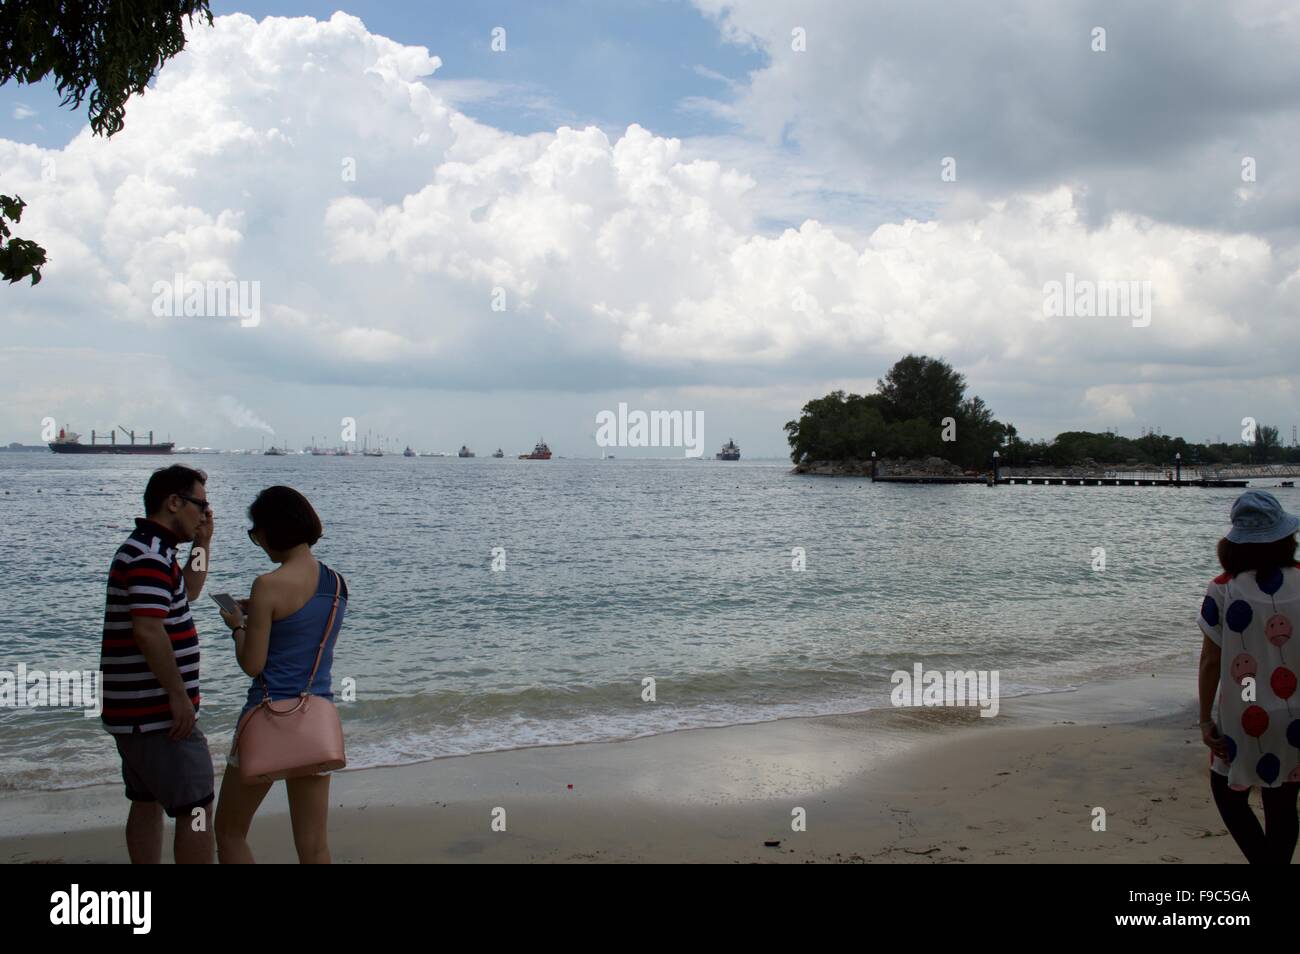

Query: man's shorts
left=113, top=724, right=215, bottom=818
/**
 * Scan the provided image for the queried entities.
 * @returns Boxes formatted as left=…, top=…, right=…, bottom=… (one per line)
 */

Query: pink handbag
left=231, top=568, right=345, bottom=783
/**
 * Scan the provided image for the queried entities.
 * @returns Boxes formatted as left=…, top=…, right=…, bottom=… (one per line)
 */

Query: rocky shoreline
left=793, top=456, right=965, bottom=477
left=792, top=456, right=1146, bottom=478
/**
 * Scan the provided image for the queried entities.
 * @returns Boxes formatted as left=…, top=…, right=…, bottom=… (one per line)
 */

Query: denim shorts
left=113, top=724, right=215, bottom=818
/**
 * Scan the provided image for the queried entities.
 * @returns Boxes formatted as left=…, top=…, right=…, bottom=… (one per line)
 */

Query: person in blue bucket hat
left=1197, top=489, right=1300, bottom=864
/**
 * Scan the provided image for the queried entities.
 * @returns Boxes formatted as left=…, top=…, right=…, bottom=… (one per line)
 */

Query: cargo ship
left=49, top=427, right=174, bottom=455
left=519, top=440, right=552, bottom=460
left=716, top=439, right=740, bottom=461
left=458, top=446, right=475, bottom=458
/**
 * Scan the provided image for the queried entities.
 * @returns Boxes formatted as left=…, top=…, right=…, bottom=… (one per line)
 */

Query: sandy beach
left=0, top=660, right=1247, bottom=864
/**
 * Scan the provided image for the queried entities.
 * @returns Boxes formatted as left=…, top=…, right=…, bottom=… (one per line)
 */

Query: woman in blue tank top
left=237, top=560, right=345, bottom=718
left=213, top=486, right=348, bottom=864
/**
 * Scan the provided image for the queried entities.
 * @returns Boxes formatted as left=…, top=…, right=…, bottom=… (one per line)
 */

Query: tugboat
left=458, top=446, right=475, bottom=458
left=519, top=439, right=552, bottom=460
left=715, top=439, right=740, bottom=461
left=264, top=444, right=286, bottom=456
left=403, top=446, right=416, bottom=457
left=48, top=426, right=174, bottom=455
left=491, top=448, right=504, bottom=458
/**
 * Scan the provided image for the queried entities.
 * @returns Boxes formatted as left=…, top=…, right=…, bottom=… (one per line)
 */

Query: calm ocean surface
left=1, top=453, right=1286, bottom=793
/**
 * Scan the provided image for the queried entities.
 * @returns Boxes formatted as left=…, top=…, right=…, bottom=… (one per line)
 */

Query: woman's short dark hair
left=144, top=465, right=207, bottom=515
left=248, top=486, right=322, bottom=551
left=1217, top=533, right=1298, bottom=577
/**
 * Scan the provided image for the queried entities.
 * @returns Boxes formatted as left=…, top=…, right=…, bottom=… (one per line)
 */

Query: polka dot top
left=1198, top=565, right=1300, bottom=788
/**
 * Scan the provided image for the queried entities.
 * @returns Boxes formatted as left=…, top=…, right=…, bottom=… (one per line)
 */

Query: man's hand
left=193, top=509, right=214, bottom=549
left=168, top=688, right=196, bottom=740
left=185, top=511, right=213, bottom=601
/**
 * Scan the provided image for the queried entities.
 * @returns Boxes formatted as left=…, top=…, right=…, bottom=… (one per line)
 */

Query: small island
left=786, top=355, right=1298, bottom=478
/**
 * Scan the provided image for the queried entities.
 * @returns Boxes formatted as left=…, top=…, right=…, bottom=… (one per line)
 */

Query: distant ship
left=363, top=447, right=383, bottom=457
left=716, top=439, right=740, bottom=461
left=519, top=440, right=552, bottom=460
left=458, top=446, right=475, bottom=458
left=49, top=427, right=174, bottom=455
left=491, top=448, right=504, bottom=458
left=403, top=446, right=416, bottom=457
left=264, top=443, right=287, bottom=456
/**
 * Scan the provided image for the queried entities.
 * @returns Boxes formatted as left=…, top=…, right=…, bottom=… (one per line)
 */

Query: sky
left=2, top=0, right=1299, bottom=456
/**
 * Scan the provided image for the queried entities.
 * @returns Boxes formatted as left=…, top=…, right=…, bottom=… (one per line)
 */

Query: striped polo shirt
left=100, top=518, right=200, bottom=734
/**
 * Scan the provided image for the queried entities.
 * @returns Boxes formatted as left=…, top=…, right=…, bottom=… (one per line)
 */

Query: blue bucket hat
left=1226, top=490, right=1300, bottom=544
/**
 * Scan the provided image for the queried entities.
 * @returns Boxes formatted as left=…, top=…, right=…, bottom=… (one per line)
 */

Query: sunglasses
left=177, top=494, right=211, bottom=513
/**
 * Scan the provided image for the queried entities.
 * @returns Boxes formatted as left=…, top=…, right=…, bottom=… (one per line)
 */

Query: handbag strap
left=257, top=563, right=343, bottom=702
left=301, top=565, right=343, bottom=695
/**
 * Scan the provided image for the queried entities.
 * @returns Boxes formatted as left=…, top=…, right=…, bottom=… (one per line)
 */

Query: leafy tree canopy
left=785, top=355, right=1008, bottom=468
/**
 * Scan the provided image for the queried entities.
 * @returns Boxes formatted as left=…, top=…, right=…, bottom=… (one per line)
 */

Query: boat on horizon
left=459, top=445, right=475, bottom=458
left=716, top=439, right=740, bottom=461
left=403, top=446, right=416, bottom=457
left=519, top=440, right=552, bottom=460
left=48, top=426, right=174, bottom=455
left=491, top=448, right=504, bottom=458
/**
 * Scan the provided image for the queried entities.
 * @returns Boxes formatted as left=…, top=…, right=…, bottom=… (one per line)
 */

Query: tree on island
left=0, top=0, right=213, bottom=285
left=1255, top=425, right=1281, bottom=464
left=784, top=355, right=1010, bottom=469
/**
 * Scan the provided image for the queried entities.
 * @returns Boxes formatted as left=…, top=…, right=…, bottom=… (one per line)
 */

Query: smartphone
left=210, top=593, right=241, bottom=615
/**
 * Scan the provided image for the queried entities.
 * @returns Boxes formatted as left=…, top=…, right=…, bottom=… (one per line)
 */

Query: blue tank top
left=243, top=562, right=347, bottom=713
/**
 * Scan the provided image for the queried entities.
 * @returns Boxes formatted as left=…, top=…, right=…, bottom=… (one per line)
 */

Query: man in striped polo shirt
left=103, top=464, right=215, bottom=863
